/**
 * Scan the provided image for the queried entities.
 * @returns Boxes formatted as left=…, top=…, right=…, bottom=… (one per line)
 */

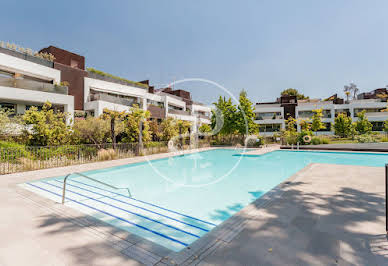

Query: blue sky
left=1, top=0, right=388, bottom=105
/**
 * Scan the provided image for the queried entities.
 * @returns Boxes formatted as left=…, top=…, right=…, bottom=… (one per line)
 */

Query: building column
left=331, top=108, right=336, bottom=133
left=16, top=104, right=26, bottom=114
left=64, top=103, right=74, bottom=125
left=142, top=98, right=147, bottom=111
left=164, top=97, right=169, bottom=117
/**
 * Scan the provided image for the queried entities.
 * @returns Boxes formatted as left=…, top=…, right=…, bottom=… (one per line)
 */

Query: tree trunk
left=111, top=118, right=116, bottom=149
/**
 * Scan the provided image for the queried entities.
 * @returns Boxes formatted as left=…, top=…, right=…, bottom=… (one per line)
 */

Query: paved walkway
left=282, top=142, right=388, bottom=152
left=239, top=144, right=280, bottom=155
left=0, top=149, right=387, bottom=265
left=199, top=164, right=388, bottom=265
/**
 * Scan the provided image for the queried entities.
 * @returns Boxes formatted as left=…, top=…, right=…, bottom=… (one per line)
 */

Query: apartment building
left=0, top=44, right=211, bottom=130
left=0, top=45, right=74, bottom=123
left=255, top=91, right=388, bottom=136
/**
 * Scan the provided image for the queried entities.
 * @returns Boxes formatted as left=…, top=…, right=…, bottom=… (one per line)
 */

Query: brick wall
left=39, top=46, right=85, bottom=70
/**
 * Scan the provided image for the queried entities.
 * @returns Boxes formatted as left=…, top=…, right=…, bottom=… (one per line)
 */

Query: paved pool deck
left=0, top=147, right=387, bottom=265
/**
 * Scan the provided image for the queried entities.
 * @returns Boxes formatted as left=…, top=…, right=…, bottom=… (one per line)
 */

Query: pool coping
left=9, top=147, right=324, bottom=265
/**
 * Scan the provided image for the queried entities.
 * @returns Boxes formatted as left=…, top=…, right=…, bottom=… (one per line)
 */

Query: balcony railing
left=0, top=46, right=54, bottom=68
left=147, top=104, right=166, bottom=119
left=196, top=114, right=211, bottom=120
left=0, top=76, right=68, bottom=95
left=88, top=93, right=138, bottom=107
left=168, top=109, right=191, bottom=116
left=256, top=116, right=283, bottom=120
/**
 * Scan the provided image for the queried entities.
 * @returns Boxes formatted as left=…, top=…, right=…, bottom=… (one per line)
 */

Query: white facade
left=0, top=48, right=211, bottom=129
left=255, top=99, right=388, bottom=136
left=0, top=51, right=74, bottom=123
left=83, top=76, right=211, bottom=130
left=0, top=52, right=60, bottom=82
left=254, top=104, right=285, bottom=136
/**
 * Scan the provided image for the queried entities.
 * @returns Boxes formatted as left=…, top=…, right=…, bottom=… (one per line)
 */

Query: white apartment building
left=255, top=93, right=388, bottom=136
left=0, top=44, right=211, bottom=131
left=0, top=46, right=74, bottom=123
left=83, top=74, right=211, bottom=132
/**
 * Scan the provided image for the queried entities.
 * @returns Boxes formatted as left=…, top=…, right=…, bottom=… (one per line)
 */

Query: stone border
left=9, top=147, right=316, bottom=265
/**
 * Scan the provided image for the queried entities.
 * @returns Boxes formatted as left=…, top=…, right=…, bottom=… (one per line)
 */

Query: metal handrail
left=62, top=172, right=132, bottom=204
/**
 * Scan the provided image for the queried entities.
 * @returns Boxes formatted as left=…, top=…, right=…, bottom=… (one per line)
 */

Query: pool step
left=24, top=179, right=216, bottom=252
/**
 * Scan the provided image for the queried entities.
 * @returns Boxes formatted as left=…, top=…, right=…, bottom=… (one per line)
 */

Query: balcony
left=0, top=76, right=68, bottom=95
left=147, top=104, right=166, bottom=119
left=168, top=109, right=191, bottom=116
left=87, top=71, right=148, bottom=90
left=0, top=46, right=54, bottom=68
left=196, top=113, right=211, bottom=120
left=256, top=115, right=283, bottom=120
left=88, top=93, right=138, bottom=107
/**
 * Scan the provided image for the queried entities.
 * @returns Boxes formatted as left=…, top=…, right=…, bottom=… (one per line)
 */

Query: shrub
left=355, top=134, right=376, bottom=143
left=311, top=136, right=330, bottom=145
left=354, top=110, right=372, bottom=134
left=380, top=136, right=388, bottom=142
left=297, top=130, right=313, bottom=145
left=334, top=113, right=352, bottom=137
left=245, top=136, right=263, bottom=147
left=97, top=148, right=117, bottom=161
left=0, top=141, right=31, bottom=161
left=311, top=137, right=320, bottom=145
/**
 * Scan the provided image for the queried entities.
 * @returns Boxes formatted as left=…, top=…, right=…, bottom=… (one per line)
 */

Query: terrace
left=0, top=75, right=68, bottom=95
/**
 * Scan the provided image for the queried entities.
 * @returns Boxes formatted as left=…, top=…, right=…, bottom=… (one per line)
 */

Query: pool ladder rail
left=62, top=172, right=132, bottom=204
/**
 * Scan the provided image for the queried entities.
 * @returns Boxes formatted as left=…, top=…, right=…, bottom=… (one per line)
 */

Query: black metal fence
left=0, top=140, right=210, bottom=175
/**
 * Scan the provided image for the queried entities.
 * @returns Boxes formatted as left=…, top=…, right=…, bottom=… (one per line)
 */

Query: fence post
left=386, top=164, right=388, bottom=235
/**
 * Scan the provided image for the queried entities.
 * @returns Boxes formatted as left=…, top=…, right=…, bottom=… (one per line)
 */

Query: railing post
left=62, top=173, right=71, bottom=204
left=386, top=164, right=388, bottom=235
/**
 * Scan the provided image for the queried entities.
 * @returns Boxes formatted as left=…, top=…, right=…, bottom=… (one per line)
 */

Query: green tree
left=282, top=116, right=298, bottom=144
left=211, top=96, right=237, bottom=136
left=281, top=88, right=309, bottom=100
left=149, top=120, right=161, bottom=141
left=73, top=117, right=110, bottom=145
left=160, top=117, right=178, bottom=141
left=0, top=108, right=22, bottom=136
left=354, top=110, right=372, bottom=134
left=176, top=120, right=192, bottom=135
left=235, top=90, right=258, bottom=136
left=22, top=102, right=72, bottom=146
left=384, top=120, right=388, bottom=134
left=199, top=124, right=211, bottom=133
left=311, top=109, right=325, bottom=134
left=299, top=118, right=311, bottom=131
left=122, top=105, right=151, bottom=143
left=333, top=113, right=352, bottom=137
left=101, top=109, right=126, bottom=146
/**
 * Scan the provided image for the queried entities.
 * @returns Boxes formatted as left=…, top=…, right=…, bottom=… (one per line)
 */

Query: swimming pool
left=21, top=149, right=388, bottom=251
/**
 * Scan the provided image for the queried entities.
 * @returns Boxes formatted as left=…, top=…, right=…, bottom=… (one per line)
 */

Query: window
left=372, top=121, right=384, bottom=131
left=168, top=105, right=183, bottom=111
left=0, top=102, right=16, bottom=111
left=354, top=108, right=384, bottom=117
left=258, top=124, right=281, bottom=132
left=256, top=112, right=282, bottom=120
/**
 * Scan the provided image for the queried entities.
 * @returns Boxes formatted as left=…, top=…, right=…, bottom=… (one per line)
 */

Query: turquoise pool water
left=23, top=149, right=388, bottom=251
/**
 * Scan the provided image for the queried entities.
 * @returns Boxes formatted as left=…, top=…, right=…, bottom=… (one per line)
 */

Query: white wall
left=84, top=100, right=131, bottom=117
left=0, top=53, right=60, bottom=82
left=84, top=77, right=148, bottom=104
left=0, top=86, right=74, bottom=123
left=191, top=104, right=211, bottom=114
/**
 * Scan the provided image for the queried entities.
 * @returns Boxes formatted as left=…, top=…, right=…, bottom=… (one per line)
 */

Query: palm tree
left=343, top=85, right=351, bottom=102
left=349, top=83, right=359, bottom=100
